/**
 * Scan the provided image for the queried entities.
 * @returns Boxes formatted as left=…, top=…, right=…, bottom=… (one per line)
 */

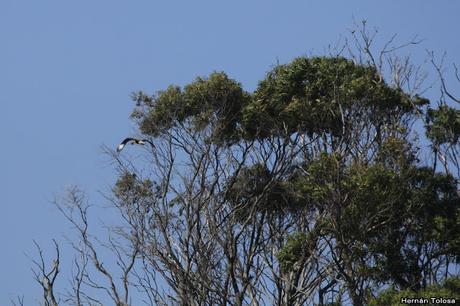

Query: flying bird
left=117, top=137, right=154, bottom=152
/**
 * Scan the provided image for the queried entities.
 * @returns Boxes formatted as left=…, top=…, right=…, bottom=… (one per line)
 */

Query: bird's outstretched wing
left=117, top=137, right=135, bottom=152
left=143, top=139, right=155, bottom=148
left=117, top=137, right=154, bottom=152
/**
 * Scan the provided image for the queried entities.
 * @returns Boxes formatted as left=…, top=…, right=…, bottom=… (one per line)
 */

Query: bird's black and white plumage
left=117, top=137, right=154, bottom=152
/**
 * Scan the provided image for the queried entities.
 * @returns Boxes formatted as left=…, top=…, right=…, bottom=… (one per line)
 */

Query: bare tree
left=30, top=240, right=60, bottom=306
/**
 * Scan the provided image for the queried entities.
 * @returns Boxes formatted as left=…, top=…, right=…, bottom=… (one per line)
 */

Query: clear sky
left=1, top=1, right=459, bottom=303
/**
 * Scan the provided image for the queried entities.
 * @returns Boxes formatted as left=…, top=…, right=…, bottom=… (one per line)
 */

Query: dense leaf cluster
left=133, top=72, right=250, bottom=143
left=243, top=57, right=426, bottom=138
left=113, top=171, right=155, bottom=205
left=369, top=277, right=460, bottom=306
left=277, top=231, right=318, bottom=272
left=132, top=56, right=428, bottom=143
left=426, top=105, right=460, bottom=145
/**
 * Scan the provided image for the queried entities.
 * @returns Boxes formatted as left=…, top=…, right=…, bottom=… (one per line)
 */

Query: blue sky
left=1, top=1, right=459, bottom=303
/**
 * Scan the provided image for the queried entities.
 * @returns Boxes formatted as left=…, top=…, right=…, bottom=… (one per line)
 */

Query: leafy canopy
left=132, top=56, right=428, bottom=143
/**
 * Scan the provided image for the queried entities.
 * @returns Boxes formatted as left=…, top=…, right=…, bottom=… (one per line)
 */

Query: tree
left=29, top=22, right=460, bottom=305
left=368, top=277, right=460, bottom=306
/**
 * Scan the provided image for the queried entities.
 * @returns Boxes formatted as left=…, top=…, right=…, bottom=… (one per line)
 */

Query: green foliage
left=242, top=56, right=425, bottom=139
left=134, top=72, right=251, bottom=144
left=289, top=150, right=460, bottom=289
left=369, top=277, right=460, bottom=306
left=113, top=171, right=154, bottom=204
left=277, top=232, right=308, bottom=272
left=350, top=165, right=460, bottom=288
left=226, top=164, right=272, bottom=201
left=426, top=105, right=460, bottom=145
left=223, top=138, right=460, bottom=289
left=132, top=56, right=428, bottom=143
left=225, top=164, right=302, bottom=216
left=277, top=231, right=318, bottom=272
left=376, top=136, right=418, bottom=170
